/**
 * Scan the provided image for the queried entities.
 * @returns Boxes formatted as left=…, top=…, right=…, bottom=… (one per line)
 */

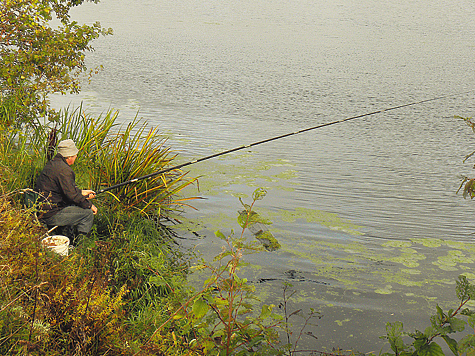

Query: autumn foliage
left=0, top=0, right=112, bottom=124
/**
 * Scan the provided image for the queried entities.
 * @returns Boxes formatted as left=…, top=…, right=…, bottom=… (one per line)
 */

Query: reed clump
left=1, top=104, right=197, bottom=217
left=0, top=105, right=202, bottom=355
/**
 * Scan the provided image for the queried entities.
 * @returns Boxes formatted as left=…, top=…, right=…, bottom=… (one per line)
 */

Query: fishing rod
left=96, top=92, right=470, bottom=195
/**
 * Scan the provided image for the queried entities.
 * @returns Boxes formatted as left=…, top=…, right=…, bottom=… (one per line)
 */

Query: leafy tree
left=0, top=0, right=112, bottom=127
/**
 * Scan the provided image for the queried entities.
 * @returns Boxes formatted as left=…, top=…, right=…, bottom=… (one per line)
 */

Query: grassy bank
left=0, top=107, right=293, bottom=355
left=0, top=107, right=201, bottom=355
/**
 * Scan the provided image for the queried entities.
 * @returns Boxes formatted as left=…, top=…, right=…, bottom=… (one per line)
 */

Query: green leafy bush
left=0, top=0, right=112, bottom=125
left=0, top=189, right=129, bottom=355
left=380, top=275, right=475, bottom=356
left=149, top=188, right=286, bottom=356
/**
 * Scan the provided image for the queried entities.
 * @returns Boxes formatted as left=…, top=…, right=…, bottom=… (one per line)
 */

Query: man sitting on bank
left=35, top=139, right=98, bottom=241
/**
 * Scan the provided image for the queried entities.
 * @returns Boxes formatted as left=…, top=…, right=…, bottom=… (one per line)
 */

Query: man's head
left=57, top=139, right=79, bottom=165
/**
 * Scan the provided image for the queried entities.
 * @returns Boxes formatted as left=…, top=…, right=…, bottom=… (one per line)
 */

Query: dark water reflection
left=51, top=0, right=475, bottom=351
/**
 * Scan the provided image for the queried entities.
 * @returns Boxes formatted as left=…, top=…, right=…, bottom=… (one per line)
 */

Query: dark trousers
left=43, top=206, right=94, bottom=237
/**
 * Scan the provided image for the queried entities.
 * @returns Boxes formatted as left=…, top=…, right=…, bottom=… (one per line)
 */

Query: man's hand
left=91, top=204, right=98, bottom=215
left=81, top=189, right=96, bottom=200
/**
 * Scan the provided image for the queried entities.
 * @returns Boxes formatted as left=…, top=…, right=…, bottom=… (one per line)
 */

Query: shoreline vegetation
left=3, top=0, right=475, bottom=354
left=0, top=108, right=334, bottom=355
left=2, top=108, right=475, bottom=356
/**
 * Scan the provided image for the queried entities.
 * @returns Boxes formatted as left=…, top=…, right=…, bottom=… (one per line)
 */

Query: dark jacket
left=34, top=154, right=92, bottom=219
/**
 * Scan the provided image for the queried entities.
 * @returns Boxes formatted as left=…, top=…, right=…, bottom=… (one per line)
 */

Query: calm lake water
left=51, top=0, right=475, bottom=352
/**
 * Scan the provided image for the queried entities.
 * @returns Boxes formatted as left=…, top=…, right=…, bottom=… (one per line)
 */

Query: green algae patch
left=375, top=285, right=393, bottom=295
left=279, top=233, right=465, bottom=300
left=273, top=170, right=299, bottom=179
left=382, top=240, right=412, bottom=248
left=278, top=207, right=364, bottom=236
left=401, top=268, right=421, bottom=275
left=227, top=191, right=249, bottom=199
left=436, top=264, right=459, bottom=272
left=387, top=257, right=422, bottom=268
left=410, top=238, right=444, bottom=248
left=445, top=240, right=467, bottom=250
left=170, top=212, right=236, bottom=233
left=384, top=273, right=424, bottom=287
left=176, top=152, right=475, bottom=311
left=335, top=319, right=351, bottom=326
left=386, top=248, right=426, bottom=268
left=271, top=185, right=296, bottom=192
left=183, top=153, right=299, bottom=196
left=433, top=250, right=470, bottom=271
left=460, top=272, right=475, bottom=280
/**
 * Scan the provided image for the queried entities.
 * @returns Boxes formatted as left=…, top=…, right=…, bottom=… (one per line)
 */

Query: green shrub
left=0, top=190, right=130, bottom=355
left=380, top=275, right=475, bottom=356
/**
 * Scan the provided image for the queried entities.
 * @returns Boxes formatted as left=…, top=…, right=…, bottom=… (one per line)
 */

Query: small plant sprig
left=185, top=188, right=285, bottom=355
left=456, top=116, right=475, bottom=199
left=380, top=275, right=475, bottom=356
left=280, top=282, right=322, bottom=356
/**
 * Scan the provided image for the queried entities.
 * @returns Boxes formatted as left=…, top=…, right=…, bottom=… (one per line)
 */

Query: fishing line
left=97, top=91, right=471, bottom=195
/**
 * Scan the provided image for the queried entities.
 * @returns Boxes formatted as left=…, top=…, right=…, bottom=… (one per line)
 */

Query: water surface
left=51, top=0, right=475, bottom=351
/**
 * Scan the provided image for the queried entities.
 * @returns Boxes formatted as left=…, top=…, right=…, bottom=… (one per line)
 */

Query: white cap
left=57, top=139, right=79, bottom=157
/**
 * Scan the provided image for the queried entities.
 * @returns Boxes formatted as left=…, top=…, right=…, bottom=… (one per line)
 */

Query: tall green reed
left=1, top=102, right=197, bottom=219
left=0, top=114, right=48, bottom=192
left=79, top=117, right=198, bottom=218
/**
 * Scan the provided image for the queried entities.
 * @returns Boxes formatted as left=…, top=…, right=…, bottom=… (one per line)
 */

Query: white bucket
left=42, top=235, right=70, bottom=256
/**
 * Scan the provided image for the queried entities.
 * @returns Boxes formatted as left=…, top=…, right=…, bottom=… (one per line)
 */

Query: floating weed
left=433, top=250, right=470, bottom=271
left=227, top=191, right=249, bottom=199
left=437, top=265, right=460, bottom=272
left=170, top=212, right=236, bottom=233
left=203, top=212, right=236, bottom=229
left=382, top=240, right=412, bottom=248
left=280, top=234, right=469, bottom=302
left=410, top=237, right=444, bottom=248
left=375, top=285, right=393, bottom=295
left=335, top=319, right=351, bottom=326
left=387, top=256, right=422, bottom=268
left=446, top=240, right=470, bottom=250
left=384, top=273, right=424, bottom=287
left=386, top=247, right=425, bottom=268
left=401, top=268, right=421, bottom=275
left=272, top=184, right=296, bottom=192
left=461, top=272, right=475, bottom=280
left=273, top=169, right=299, bottom=179
left=183, top=152, right=298, bottom=196
left=174, top=203, right=363, bottom=252
left=326, top=290, right=341, bottom=297
left=180, top=158, right=475, bottom=320
left=277, top=207, right=364, bottom=236
left=400, top=247, right=419, bottom=254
